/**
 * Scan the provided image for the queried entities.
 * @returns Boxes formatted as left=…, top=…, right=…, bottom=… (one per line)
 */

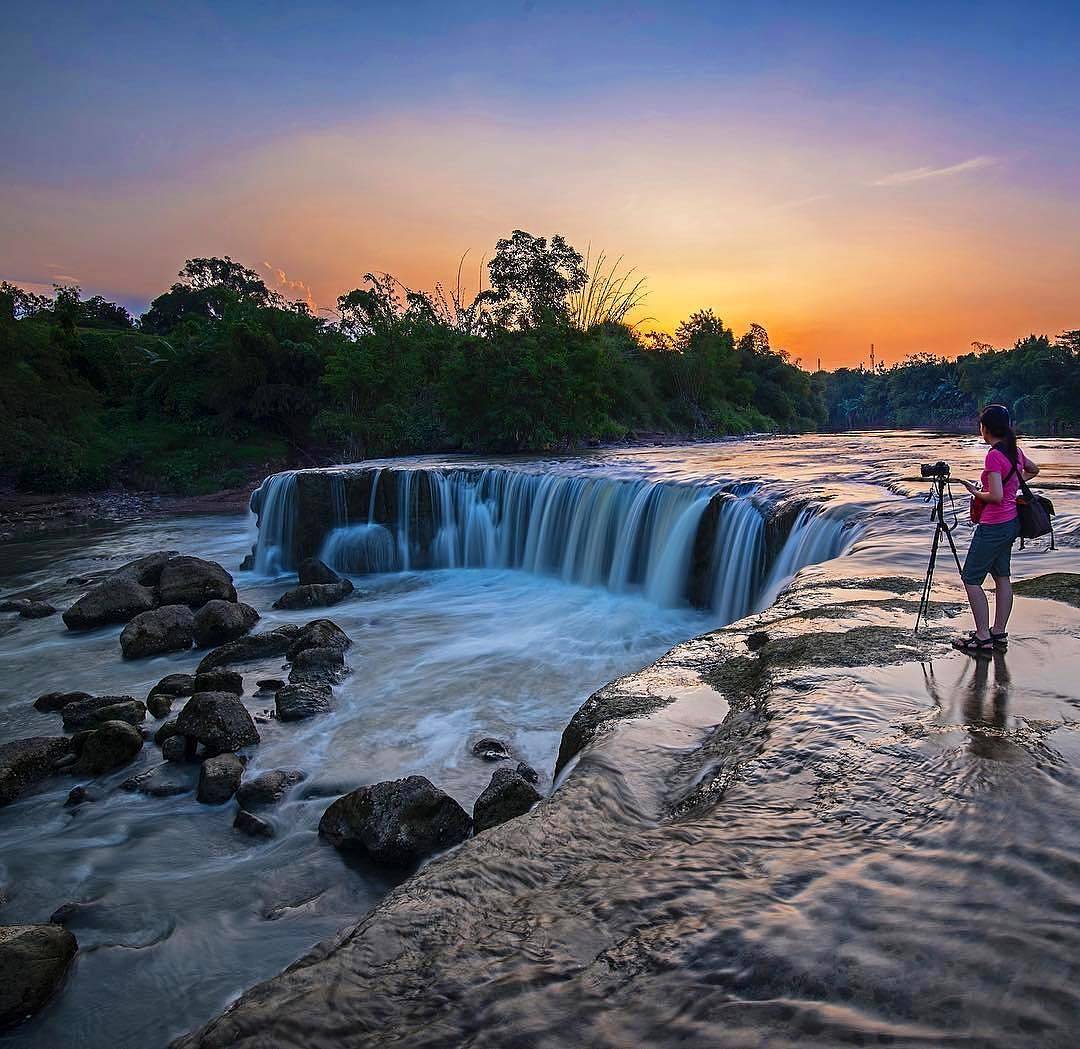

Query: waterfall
left=249, top=466, right=858, bottom=622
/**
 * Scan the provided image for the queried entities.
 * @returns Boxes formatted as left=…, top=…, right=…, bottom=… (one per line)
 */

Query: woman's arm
left=1022, top=455, right=1040, bottom=479
left=970, top=472, right=1003, bottom=504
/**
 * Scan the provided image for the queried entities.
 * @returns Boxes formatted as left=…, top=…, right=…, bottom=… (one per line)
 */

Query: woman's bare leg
left=991, top=575, right=1013, bottom=633
left=964, top=582, right=991, bottom=638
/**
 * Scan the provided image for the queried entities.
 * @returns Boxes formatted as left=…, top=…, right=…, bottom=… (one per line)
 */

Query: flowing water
left=1, top=433, right=1078, bottom=1048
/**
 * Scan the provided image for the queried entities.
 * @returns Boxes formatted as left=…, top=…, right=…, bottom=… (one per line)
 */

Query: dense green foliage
left=2, top=230, right=1073, bottom=495
left=818, top=334, right=1080, bottom=434
left=0, top=233, right=822, bottom=493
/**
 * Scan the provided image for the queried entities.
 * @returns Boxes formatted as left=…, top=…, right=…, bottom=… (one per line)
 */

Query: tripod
left=915, top=475, right=964, bottom=633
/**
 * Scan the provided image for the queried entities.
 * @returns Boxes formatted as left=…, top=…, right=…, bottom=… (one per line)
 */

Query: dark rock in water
left=34, top=690, right=91, bottom=713
left=196, top=625, right=300, bottom=673
left=272, top=579, right=354, bottom=611
left=48, top=903, right=84, bottom=926
left=297, top=558, right=342, bottom=585
left=154, top=719, right=182, bottom=747
left=0, top=737, right=72, bottom=806
left=286, top=619, right=351, bottom=661
left=157, top=555, right=237, bottom=608
left=161, top=736, right=189, bottom=764
left=192, top=600, right=260, bottom=649
left=65, top=785, right=94, bottom=807
left=0, top=599, right=31, bottom=614
left=256, top=678, right=285, bottom=692
left=71, top=721, right=144, bottom=775
left=193, top=669, right=244, bottom=696
left=108, top=550, right=179, bottom=587
left=471, top=737, right=513, bottom=762
left=0, top=923, right=78, bottom=1030
left=197, top=753, right=244, bottom=804
left=318, top=775, right=472, bottom=866
left=516, top=761, right=540, bottom=784
left=287, top=645, right=347, bottom=686
left=20, top=601, right=56, bottom=619
left=275, top=683, right=333, bottom=722
left=236, top=769, right=306, bottom=809
left=233, top=809, right=275, bottom=838
left=149, top=673, right=197, bottom=698
left=121, top=764, right=195, bottom=797
left=473, top=767, right=542, bottom=833
left=61, top=695, right=145, bottom=731
left=176, top=692, right=259, bottom=754
left=120, top=604, right=195, bottom=659
left=746, top=630, right=771, bottom=652
left=62, top=577, right=157, bottom=631
left=146, top=693, right=175, bottom=719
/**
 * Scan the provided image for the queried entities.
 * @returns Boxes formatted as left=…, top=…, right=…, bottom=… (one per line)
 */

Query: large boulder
left=71, top=721, right=144, bottom=775
left=197, top=753, right=244, bottom=805
left=147, top=673, right=196, bottom=700
left=193, top=669, right=244, bottom=695
left=33, top=690, right=91, bottom=713
left=318, top=776, right=472, bottom=866
left=176, top=692, right=259, bottom=754
left=192, top=600, right=260, bottom=649
left=107, top=550, right=179, bottom=586
left=0, top=737, right=72, bottom=806
left=472, top=767, right=542, bottom=833
left=0, top=924, right=78, bottom=1030
left=297, top=558, right=342, bottom=585
left=196, top=625, right=300, bottom=672
left=236, top=768, right=306, bottom=810
left=272, top=580, right=354, bottom=610
left=120, top=604, right=195, bottom=659
left=61, top=695, right=145, bottom=732
left=275, top=683, right=333, bottom=722
left=62, top=578, right=157, bottom=631
left=157, top=556, right=236, bottom=608
left=286, top=619, right=352, bottom=661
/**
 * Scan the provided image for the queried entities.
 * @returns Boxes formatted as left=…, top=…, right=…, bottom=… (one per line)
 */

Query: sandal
left=952, top=633, right=994, bottom=653
left=990, top=631, right=1008, bottom=650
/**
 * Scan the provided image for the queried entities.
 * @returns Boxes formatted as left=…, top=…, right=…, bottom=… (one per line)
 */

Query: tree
left=481, top=230, right=587, bottom=329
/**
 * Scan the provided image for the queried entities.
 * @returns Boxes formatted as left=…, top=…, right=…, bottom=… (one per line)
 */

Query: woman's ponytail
left=979, top=404, right=1017, bottom=466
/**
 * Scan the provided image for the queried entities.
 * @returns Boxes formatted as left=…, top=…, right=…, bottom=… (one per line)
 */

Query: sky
left=2, top=0, right=1078, bottom=368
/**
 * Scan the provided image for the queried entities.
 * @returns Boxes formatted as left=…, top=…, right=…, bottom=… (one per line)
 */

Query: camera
left=920, top=461, right=950, bottom=479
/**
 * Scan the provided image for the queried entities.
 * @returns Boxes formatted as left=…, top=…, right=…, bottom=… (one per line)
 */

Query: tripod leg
left=941, top=521, right=964, bottom=576
left=916, top=525, right=942, bottom=633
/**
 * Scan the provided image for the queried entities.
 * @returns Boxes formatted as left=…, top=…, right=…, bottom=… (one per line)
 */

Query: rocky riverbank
left=172, top=570, right=1080, bottom=1049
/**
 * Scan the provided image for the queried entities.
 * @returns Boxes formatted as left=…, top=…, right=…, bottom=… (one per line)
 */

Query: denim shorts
left=961, top=518, right=1020, bottom=585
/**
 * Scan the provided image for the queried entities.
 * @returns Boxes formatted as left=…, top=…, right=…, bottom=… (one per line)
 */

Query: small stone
left=65, top=785, right=94, bottom=807
left=0, top=737, right=72, bottom=806
left=153, top=719, right=182, bottom=747
left=161, top=736, right=189, bottom=764
left=516, top=761, right=540, bottom=784
left=34, top=691, right=91, bottom=713
left=236, top=769, right=306, bottom=809
left=0, top=599, right=31, bottom=614
left=256, top=678, right=285, bottom=692
left=121, top=764, right=195, bottom=797
left=473, top=767, right=542, bottom=833
left=20, top=601, right=57, bottom=619
left=471, top=737, right=512, bottom=762
left=297, top=558, right=341, bottom=585
left=197, top=753, right=244, bottom=805
left=147, top=673, right=196, bottom=700
left=272, top=580, right=354, bottom=610
left=233, top=809, right=275, bottom=838
left=146, top=694, right=174, bottom=719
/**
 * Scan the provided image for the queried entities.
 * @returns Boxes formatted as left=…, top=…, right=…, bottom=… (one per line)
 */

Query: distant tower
left=870, top=343, right=876, bottom=372
left=817, top=357, right=821, bottom=372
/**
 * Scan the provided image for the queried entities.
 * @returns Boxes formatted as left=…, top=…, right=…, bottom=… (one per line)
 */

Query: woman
left=953, top=404, right=1039, bottom=652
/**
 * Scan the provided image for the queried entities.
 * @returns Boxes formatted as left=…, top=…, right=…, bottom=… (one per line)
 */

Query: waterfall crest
left=248, top=465, right=858, bottom=622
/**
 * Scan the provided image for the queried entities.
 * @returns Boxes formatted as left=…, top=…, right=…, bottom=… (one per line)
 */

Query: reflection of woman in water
left=953, top=405, right=1040, bottom=653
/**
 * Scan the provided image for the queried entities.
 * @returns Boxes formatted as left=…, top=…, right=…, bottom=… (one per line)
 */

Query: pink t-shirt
left=979, top=446, right=1026, bottom=525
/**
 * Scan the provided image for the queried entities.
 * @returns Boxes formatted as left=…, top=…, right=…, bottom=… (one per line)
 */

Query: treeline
left=818, top=335, right=1080, bottom=434
left=1, top=231, right=821, bottom=493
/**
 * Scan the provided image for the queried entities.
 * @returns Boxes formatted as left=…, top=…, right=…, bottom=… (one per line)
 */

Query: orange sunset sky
left=3, top=3, right=1078, bottom=369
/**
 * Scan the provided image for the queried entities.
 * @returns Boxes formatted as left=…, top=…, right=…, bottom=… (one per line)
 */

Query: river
left=1, top=433, right=1078, bottom=1048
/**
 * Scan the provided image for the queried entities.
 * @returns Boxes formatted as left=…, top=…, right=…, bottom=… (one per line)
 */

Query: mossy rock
left=1013, top=573, right=1080, bottom=609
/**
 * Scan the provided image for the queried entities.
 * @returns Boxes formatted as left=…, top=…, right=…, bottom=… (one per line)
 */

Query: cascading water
left=249, top=465, right=858, bottom=623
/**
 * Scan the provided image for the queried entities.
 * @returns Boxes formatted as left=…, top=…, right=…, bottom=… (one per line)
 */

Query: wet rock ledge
left=171, top=572, right=976, bottom=1049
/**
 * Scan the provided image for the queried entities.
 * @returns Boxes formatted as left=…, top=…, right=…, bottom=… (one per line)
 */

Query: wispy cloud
left=873, top=155, right=998, bottom=187
left=263, top=262, right=317, bottom=312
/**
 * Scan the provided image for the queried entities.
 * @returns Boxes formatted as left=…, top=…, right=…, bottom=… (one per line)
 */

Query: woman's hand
left=957, top=478, right=979, bottom=495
